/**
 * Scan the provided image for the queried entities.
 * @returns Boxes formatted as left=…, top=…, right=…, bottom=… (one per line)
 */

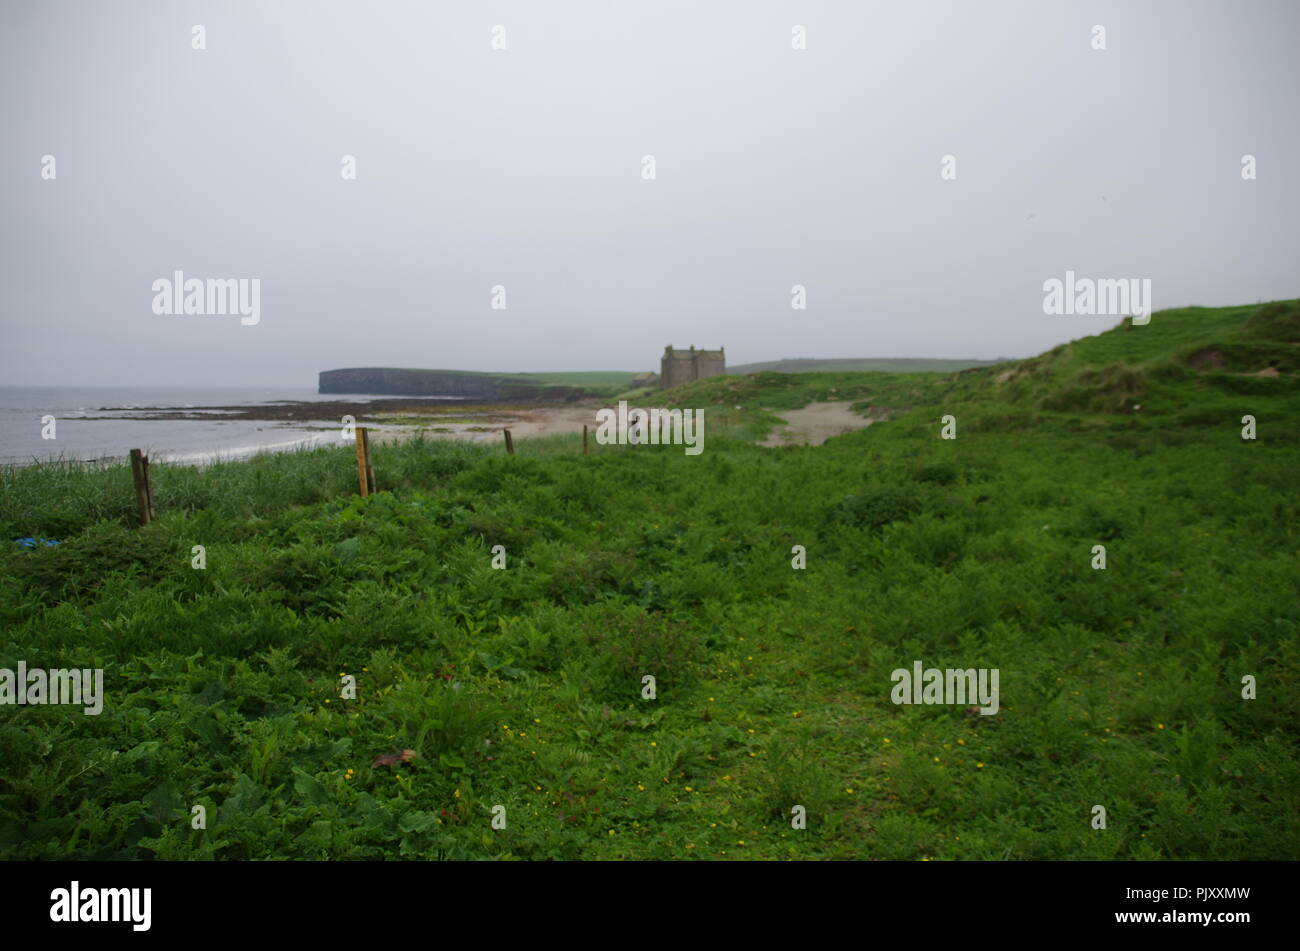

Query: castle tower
left=660, top=345, right=725, bottom=387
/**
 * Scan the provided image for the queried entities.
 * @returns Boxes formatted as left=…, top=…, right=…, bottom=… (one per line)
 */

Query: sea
left=0, top=386, right=409, bottom=467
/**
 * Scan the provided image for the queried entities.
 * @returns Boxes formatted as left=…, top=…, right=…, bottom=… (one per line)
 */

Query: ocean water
left=0, top=386, right=395, bottom=466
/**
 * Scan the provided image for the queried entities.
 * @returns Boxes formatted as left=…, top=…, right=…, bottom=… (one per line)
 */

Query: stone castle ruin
left=660, top=345, right=725, bottom=388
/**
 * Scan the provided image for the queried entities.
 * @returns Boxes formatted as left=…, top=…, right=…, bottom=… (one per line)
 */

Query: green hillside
left=2, top=299, right=1296, bottom=861
left=668, top=300, right=1300, bottom=423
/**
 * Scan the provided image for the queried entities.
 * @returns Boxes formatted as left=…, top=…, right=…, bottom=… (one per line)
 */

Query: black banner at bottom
left=0, top=860, right=1286, bottom=938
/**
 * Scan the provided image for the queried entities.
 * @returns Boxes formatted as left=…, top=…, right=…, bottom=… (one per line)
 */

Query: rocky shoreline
left=85, top=396, right=602, bottom=424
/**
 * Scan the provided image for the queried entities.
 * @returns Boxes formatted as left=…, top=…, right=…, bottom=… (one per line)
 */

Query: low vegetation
left=2, top=300, right=1296, bottom=860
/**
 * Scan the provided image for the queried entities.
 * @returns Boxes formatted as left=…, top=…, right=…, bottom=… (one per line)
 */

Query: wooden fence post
left=144, top=453, right=157, bottom=521
left=583, top=424, right=589, bottom=455
left=363, top=428, right=376, bottom=494
left=129, top=449, right=153, bottom=526
left=355, top=427, right=371, bottom=497
left=503, top=428, right=514, bottom=455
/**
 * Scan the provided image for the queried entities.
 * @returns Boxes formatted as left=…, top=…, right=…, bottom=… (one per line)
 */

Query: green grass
left=2, top=300, right=1297, bottom=860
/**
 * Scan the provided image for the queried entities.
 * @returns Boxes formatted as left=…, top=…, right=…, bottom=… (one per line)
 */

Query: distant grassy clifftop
left=728, top=357, right=1002, bottom=375
left=319, top=368, right=636, bottom=400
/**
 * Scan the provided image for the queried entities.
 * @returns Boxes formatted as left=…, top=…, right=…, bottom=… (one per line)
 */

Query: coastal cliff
left=318, top=368, right=589, bottom=401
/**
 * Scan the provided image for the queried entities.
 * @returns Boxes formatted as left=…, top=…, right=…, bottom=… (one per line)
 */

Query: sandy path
left=483, top=405, right=601, bottom=441
left=761, top=401, right=872, bottom=447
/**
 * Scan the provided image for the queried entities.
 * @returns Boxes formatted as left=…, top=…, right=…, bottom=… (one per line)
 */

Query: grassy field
left=2, top=301, right=1297, bottom=860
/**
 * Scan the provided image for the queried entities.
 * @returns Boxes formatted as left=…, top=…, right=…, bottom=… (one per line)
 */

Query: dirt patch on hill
left=761, top=401, right=875, bottom=447
left=1187, top=348, right=1226, bottom=370
left=1186, top=348, right=1288, bottom=377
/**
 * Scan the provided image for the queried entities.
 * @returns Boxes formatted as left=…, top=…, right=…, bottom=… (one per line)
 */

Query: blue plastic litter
left=14, top=537, right=60, bottom=549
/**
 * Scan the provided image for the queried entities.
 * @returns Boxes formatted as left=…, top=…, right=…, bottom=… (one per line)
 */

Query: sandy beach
left=365, top=403, right=602, bottom=446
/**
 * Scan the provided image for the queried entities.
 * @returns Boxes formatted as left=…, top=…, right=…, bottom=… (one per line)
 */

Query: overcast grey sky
left=1, top=0, right=1296, bottom=387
